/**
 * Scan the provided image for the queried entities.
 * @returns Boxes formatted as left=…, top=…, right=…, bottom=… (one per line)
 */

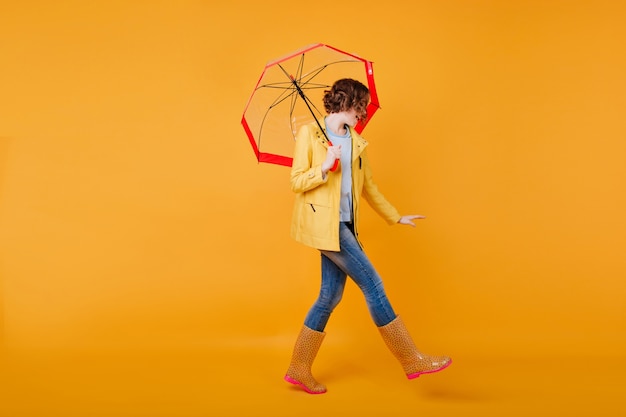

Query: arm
left=290, top=125, right=341, bottom=193
left=361, top=151, right=402, bottom=224
left=361, top=152, right=425, bottom=226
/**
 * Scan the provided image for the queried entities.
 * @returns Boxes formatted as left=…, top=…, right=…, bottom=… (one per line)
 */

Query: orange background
left=1, top=1, right=625, bottom=416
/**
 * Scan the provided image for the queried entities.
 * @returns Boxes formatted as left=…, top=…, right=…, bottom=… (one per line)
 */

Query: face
left=353, top=96, right=369, bottom=124
left=345, top=97, right=369, bottom=127
left=344, top=108, right=360, bottom=127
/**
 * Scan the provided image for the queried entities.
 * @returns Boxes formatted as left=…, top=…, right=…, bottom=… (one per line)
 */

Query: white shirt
left=325, top=120, right=353, bottom=222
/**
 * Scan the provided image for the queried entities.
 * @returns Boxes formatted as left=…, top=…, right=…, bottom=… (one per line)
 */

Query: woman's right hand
left=321, top=144, right=342, bottom=174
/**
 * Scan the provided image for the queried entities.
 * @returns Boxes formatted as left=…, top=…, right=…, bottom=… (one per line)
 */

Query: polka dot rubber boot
left=378, top=315, right=452, bottom=379
left=284, top=325, right=327, bottom=394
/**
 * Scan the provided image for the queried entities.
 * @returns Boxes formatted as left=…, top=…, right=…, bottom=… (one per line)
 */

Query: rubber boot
left=378, top=315, right=451, bottom=379
left=284, top=325, right=327, bottom=394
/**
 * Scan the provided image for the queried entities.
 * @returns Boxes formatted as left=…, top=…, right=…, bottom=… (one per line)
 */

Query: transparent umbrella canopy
left=241, top=43, right=380, bottom=167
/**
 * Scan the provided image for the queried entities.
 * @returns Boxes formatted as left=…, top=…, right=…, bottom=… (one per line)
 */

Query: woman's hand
left=397, top=214, right=426, bottom=227
left=321, top=145, right=342, bottom=174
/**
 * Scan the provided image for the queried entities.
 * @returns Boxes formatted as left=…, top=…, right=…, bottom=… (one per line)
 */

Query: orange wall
left=1, top=0, right=625, bottom=356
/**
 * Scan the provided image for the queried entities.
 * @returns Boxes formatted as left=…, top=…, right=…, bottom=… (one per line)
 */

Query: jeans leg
left=303, top=253, right=347, bottom=332
left=321, top=223, right=397, bottom=327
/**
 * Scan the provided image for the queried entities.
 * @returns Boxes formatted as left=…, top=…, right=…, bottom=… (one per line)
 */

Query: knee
left=362, top=277, right=387, bottom=299
left=329, top=291, right=343, bottom=309
left=317, top=290, right=343, bottom=311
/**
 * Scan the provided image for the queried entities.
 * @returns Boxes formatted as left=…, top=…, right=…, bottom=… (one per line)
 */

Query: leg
left=378, top=316, right=452, bottom=379
left=285, top=252, right=347, bottom=394
left=321, top=223, right=396, bottom=326
left=284, top=325, right=327, bottom=394
left=304, top=253, right=348, bottom=332
left=324, top=223, right=452, bottom=379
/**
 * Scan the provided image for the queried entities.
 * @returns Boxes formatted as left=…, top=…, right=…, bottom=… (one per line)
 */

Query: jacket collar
left=312, top=119, right=368, bottom=160
left=347, top=125, right=368, bottom=160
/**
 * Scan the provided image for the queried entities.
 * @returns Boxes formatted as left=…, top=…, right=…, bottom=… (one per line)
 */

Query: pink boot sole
left=284, top=375, right=327, bottom=394
left=407, top=359, right=452, bottom=379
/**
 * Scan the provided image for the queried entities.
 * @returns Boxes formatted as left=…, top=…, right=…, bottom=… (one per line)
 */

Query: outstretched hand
left=397, top=214, right=426, bottom=227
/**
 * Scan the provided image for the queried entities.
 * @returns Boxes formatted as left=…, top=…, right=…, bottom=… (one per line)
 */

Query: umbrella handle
left=327, top=139, right=339, bottom=172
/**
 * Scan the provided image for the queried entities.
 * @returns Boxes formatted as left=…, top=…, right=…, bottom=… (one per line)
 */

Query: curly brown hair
left=323, top=78, right=370, bottom=121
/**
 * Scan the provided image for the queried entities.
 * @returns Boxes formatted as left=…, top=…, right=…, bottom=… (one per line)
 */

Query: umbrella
left=241, top=43, right=380, bottom=167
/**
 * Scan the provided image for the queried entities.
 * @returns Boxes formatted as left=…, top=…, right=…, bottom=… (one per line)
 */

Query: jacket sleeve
left=361, top=151, right=402, bottom=225
left=290, top=124, right=328, bottom=193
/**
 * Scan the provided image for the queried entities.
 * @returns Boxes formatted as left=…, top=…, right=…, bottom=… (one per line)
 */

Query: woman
left=285, top=78, right=451, bottom=394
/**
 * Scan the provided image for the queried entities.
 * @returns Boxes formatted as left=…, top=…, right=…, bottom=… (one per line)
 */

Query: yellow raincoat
left=290, top=121, right=401, bottom=251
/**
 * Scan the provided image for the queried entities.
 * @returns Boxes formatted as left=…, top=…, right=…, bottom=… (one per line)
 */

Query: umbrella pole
left=290, top=77, right=330, bottom=142
left=290, top=78, right=338, bottom=172
left=277, top=63, right=330, bottom=142
left=279, top=63, right=338, bottom=171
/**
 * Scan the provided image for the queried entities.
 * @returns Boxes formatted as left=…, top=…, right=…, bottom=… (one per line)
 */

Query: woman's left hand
left=397, top=215, right=426, bottom=227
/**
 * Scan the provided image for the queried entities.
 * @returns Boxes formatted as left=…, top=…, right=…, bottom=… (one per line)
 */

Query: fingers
left=398, top=215, right=425, bottom=227
left=329, top=145, right=341, bottom=160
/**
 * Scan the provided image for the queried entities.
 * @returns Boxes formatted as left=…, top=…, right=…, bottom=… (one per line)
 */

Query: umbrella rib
left=256, top=87, right=300, bottom=150
left=295, top=60, right=366, bottom=115
left=276, top=61, right=331, bottom=144
left=258, top=59, right=358, bottom=93
left=297, top=59, right=358, bottom=89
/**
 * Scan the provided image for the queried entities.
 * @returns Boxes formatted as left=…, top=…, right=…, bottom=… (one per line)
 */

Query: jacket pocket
left=299, top=199, right=332, bottom=239
left=303, top=186, right=332, bottom=208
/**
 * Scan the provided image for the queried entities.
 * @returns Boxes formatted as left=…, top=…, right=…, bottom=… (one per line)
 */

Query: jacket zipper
left=351, top=154, right=364, bottom=249
left=310, top=203, right=316, bottom=212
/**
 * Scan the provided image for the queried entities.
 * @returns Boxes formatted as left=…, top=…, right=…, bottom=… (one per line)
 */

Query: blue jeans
left=304, top=222, right=397, bottom=331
